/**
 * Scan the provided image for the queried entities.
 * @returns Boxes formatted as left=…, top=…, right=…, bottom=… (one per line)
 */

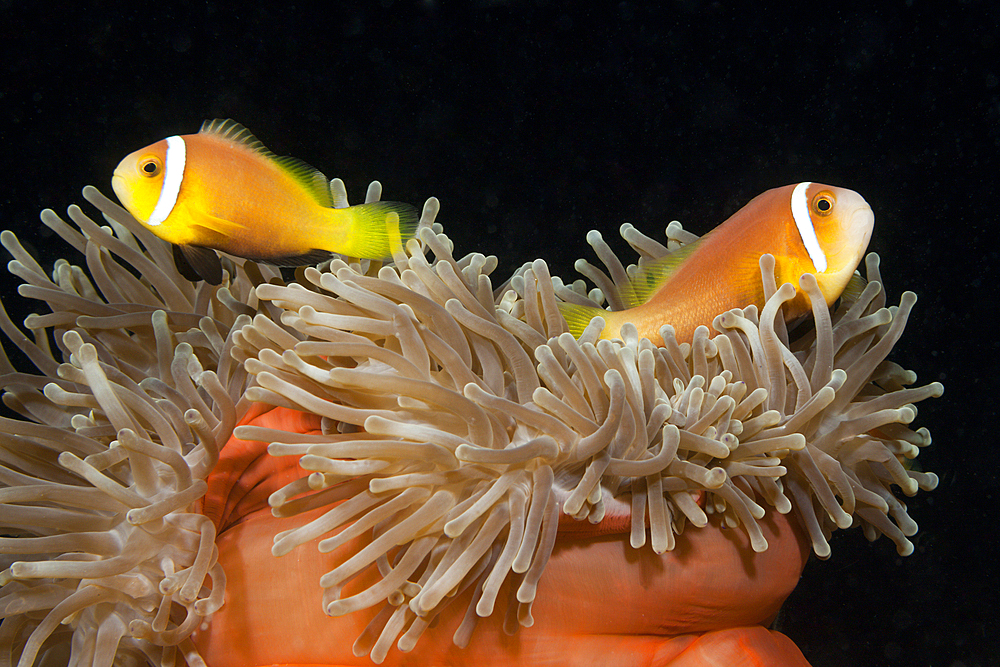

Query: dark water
left=1, top=2, right=995, bottom=665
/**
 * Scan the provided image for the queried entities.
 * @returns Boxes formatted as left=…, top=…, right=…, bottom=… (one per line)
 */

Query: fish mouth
left=111, top=174, right=133, bottom=213
left=849, top=205, right=875, bottom=247
left=828, top=204, right=874, bottom=272
left=823, top=204, right=875, bottom=275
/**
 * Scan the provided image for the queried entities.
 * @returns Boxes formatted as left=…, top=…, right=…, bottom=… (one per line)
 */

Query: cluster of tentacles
left=0, top=183, right=940, bottom=666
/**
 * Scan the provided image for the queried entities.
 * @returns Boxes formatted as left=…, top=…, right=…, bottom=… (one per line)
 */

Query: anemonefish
left=559, top=182, right=875, bottom=345
left=112, top=119, right=418, bottom=284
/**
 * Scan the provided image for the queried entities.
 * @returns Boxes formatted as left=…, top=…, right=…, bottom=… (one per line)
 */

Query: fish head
left=112, top=139, right=170, bottom=226
left=790, top=182, right=874, bottom=305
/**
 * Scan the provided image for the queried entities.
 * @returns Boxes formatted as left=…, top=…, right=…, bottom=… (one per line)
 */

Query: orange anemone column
left=192, top=406, right=813, bottom=667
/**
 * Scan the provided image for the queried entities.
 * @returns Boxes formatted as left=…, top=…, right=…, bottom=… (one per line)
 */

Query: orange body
left=562, top=183, right=874, bottom=345
left=139, top=130, right=359, bottom=256
left=112, top=120, right=417, bottom=265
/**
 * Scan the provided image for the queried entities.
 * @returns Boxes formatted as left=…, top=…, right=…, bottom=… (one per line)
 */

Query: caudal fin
left=557, top=302, right=609, bottom=339
left=339, top=201, right=420, bottom=259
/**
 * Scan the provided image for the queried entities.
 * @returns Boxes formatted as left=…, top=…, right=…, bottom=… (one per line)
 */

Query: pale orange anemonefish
left=560, top=182, right=875, bottom=345
left=112, top=119, right=418, bottom=284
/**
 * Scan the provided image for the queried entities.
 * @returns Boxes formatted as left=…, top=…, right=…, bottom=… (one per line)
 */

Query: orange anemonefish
left=112, top=119, right=419, bottom=284
left=559, top=182, right=875, bottom=345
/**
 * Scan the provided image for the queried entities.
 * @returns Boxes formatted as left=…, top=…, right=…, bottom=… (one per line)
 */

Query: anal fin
left=264, top=249, right=335, bottom=267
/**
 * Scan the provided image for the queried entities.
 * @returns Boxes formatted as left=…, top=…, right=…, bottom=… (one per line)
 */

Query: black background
left=2, top=2, right=996, bottom=665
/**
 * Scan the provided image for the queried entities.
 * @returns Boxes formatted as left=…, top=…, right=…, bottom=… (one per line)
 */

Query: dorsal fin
left=626, top=238, right=703, bottom=307
left=199, top=119, right=268, bottom=152
left=199, top=119, right=333, bottom=208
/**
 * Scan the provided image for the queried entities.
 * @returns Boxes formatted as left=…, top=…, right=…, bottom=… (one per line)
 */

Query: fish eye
left=139, top=157, right=162, bottom=177
left=812, top=192, right=836, bottom=216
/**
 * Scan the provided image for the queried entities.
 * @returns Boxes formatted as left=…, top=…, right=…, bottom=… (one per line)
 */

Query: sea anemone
left=0, top=180, right=941, bottom=666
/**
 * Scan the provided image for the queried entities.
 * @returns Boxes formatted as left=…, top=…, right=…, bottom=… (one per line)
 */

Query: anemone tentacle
left=0, top=183, right=939, bottom=666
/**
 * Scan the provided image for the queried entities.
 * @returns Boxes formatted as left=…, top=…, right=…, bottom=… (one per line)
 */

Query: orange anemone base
left=192, top=405, right=813, bottom=667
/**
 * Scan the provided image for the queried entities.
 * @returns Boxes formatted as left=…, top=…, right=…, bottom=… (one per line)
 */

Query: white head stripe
left=147, top=135, right=186, bottom=226
left=790, top=181, right=827, bottom=272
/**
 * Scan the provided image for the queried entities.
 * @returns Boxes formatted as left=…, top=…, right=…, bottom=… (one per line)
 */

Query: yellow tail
left=333, top=201, right=420, bottom=259
left=557, top=302, right=610, bottom=339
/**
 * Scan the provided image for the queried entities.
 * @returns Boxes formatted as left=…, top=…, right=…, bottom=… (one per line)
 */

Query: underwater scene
left=1, top=3, right=995, bottom=666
